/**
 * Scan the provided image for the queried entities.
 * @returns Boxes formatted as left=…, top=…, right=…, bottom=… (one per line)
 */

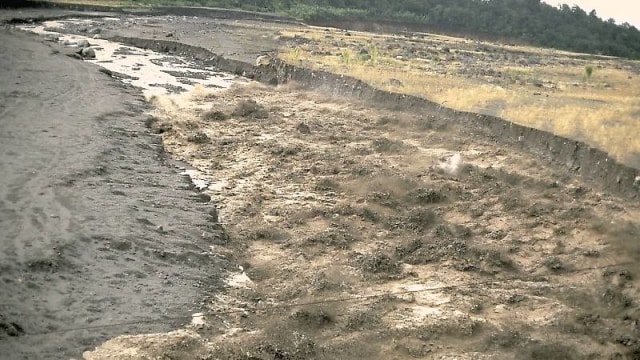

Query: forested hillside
left=157, top=0, right=640, bottom=59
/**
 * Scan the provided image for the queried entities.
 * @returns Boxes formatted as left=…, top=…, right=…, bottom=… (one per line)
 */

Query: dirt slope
left=0, top=29, right=229, bottom=359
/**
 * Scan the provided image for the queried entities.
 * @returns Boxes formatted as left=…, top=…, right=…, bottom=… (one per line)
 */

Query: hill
left=153, top=0, right=640, bottom=59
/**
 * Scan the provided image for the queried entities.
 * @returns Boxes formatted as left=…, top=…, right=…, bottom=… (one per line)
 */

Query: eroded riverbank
left=3, top=10, right=640, bottom=360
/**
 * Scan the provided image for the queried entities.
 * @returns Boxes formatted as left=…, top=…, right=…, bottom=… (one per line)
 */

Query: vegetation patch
left=202, top=109, right=228, bottom=121
left=386, top=208, right=438, bottom=233
left=353, top=251, right=401, bottom=276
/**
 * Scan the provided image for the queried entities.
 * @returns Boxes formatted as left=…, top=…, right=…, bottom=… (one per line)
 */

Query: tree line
left=155, top=0, right=640, bottom=59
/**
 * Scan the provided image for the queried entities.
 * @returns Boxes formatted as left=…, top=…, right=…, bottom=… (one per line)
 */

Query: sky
left=542, top=0, right=640, bottom=28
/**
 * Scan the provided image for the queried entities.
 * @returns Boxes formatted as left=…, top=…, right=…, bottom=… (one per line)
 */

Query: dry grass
left=278, top=28, right=640, bottom=167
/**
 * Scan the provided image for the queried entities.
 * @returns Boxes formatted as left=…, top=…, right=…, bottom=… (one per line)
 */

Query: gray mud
left=0, top=28, right=230, bottom=359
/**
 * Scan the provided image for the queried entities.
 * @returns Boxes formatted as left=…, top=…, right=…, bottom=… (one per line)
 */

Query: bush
left=584, top=65, right=594, bottom=80
left=202, top=110, right=228, bottom=121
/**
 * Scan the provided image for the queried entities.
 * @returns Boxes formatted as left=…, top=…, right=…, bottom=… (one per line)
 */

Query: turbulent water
left=20, top=19, right=241, bottom=98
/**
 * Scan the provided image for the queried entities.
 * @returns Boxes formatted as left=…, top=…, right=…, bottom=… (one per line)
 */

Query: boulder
left=80, top=47, right=96, bottom=59
left=389, top=78, right=403, bottom=87
left=76, top=39, right=90, bottom=49
left=256, top=54, right=271, bottom=67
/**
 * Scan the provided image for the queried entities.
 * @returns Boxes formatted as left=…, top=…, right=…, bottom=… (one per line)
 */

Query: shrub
left=202, top=110, right=228, bottom=121
left=584, top=65, right=594, bottom=80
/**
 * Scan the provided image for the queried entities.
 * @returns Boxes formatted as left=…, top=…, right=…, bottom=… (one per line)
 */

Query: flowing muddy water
left=20, top=19, right=243, bottom=98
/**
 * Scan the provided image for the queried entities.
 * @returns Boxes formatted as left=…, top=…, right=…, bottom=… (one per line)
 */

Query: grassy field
left=278, top=27, right=640, bottom=168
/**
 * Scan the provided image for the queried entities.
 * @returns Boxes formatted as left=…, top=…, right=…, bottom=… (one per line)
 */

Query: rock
left=256, top=54, right=271, bottom=67
left=80, top=47, right=96, bottom=59
left=195, top=192, right=211, bottom=203
left=0, top=321, right=24, bottom=337
left=65, top=50, right=83, bottom=60
left=389, top=78, right=403, bottom=87
left=208, top=207, right=219, bottom=222
left=359, top=47, right=369, bottom=55
left=76, top=39, right=90, bottom=49
left=43, top=34, right=58, bottom=42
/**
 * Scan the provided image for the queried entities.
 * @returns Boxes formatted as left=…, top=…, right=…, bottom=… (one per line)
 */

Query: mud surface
left=0, top=28, right=230, bottom=359
left=136, top=80, right=640, bottom=360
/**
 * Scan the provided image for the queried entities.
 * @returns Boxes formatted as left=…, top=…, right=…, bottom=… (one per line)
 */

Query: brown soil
left=126, top=80, right=638, bottom=359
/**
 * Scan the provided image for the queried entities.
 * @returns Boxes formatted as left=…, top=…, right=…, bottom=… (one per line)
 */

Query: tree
left=193, top=0, right=640, bottom=59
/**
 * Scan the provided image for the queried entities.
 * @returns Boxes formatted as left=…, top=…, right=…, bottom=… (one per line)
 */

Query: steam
left=438, top=153, right=463, bottom=176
